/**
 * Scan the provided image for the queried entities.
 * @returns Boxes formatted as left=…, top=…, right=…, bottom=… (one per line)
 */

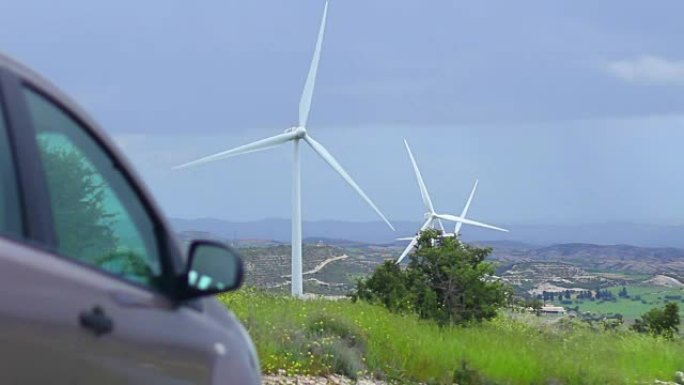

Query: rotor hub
left=286, top=126, right=307, bottom=139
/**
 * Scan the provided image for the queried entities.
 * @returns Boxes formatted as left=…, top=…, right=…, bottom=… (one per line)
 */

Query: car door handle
left=79, top=306, right=114, bottom=336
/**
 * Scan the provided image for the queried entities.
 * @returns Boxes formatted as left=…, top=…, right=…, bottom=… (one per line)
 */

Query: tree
left=40, top=142, right=155, bottom=284
left=619, top=286, right=629, bottom=298
left=351, top=229, right=509, bottom=325
left=631, top=302, right=680, bottom=339
left=41, top=143, right=118, bottom=262
left=525, top=299, right=543, bottom=317
left=351, top=260, right=414, bottom=313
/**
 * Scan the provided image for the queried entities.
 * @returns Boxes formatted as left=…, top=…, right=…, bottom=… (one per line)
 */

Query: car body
left=0, top=52, right=261, bottom=384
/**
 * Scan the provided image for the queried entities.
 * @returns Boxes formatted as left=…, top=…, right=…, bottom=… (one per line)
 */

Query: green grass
left=220, top=288, right=684, bottom=384
left=552, top=285, right=684, bottom=320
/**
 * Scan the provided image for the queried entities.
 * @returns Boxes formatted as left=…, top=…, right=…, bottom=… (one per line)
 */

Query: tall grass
left=220, top=288, right=684, bottom=384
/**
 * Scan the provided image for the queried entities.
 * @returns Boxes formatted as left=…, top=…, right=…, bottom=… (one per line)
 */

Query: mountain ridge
left=172, top=217, right=684, bottom=248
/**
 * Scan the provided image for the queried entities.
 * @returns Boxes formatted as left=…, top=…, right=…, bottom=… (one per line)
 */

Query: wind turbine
left=443, top=179, right=479, bottom=238
left=396, top=140, right=508, bottom=264
left=174, top=2, right=394, bottom=297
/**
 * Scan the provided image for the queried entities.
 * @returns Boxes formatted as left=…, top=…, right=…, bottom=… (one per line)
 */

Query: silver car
left=0, top=52, right=261, bottom=384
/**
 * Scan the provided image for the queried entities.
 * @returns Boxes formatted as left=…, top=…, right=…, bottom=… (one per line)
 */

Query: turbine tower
left=174, top=2, right=394, bottom=297
left=396, top=140, right=508, bottom=264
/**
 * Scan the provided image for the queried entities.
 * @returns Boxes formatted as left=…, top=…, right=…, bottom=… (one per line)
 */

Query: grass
left=220, top=288, right=684, bottom=384
left=552, top=285, right=684, bottom=320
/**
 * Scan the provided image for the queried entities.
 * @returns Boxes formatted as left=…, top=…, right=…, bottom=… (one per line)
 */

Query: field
left=221, top=288, right=684, bottom=385
left=551, top=285, right=684, bottom=320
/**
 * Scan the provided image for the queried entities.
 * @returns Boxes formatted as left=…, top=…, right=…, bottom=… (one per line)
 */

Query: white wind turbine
left=443, top=179, right=479, bottom=238
left=174, top=1, right=394, bottom=297
left=396, top=140, right=508, bottom=264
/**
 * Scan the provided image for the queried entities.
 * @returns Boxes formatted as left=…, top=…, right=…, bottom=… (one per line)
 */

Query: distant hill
left=523, top=243, right=684, bottom=276
left=173, top=217, right=684, bottom=293
left=174, top=225, right=684, bottom=295
left=302, top=237, right=374, bottom=248
left=171, top=217, right=684, bottom=248
left=528, top=243, right=684, bottom=263
left=208, top=238, right=684, bottom=295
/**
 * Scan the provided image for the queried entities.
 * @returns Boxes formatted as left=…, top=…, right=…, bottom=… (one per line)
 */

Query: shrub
left=306, top=314, right=368, bottom=379
left=351, top=229, right=508, bottom=326
left=307, top=313, right=367, bottom=352
left=351, top=261, right=414, bottom=313
left=631, top=302, right=680, bottom=339
left=452, top=359, right=489, bottom=385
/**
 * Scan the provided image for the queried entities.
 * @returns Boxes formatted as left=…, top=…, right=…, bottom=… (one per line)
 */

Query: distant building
left=540, top=305, right=566, bottom=315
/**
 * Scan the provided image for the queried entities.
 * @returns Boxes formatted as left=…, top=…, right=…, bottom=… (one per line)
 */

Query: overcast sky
left=2, top=1, right=684, bottom=226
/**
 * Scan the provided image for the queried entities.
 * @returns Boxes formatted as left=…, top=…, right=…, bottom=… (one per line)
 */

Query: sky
left=2, top=1, right=684, bottom=226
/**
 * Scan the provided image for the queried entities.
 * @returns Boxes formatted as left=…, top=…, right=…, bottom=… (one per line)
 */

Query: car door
left=0, top=69, right=94, bottom=384
left=0, top=68, right=225, bottom=384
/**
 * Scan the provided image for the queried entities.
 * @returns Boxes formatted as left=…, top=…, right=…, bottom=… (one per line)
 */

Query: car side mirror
left=181, top=240, right=244, bottom=299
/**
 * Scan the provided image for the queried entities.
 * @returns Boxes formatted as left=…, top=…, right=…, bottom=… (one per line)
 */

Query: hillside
left=498, top=261, right=607, bottom=293
left=178, top=227, right=684, bottom=313
left=172, top=217, right=684, bottom=248
left=491, top=243, right=684, bottom=278
left=223, top=240, right=684, bottom=293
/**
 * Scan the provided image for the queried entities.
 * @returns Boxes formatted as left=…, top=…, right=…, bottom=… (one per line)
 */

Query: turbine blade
left=173, top=132, right=296, bottom=170
left=396, top=237, right=416, bottom=241
left=404, top=139, right=435, bottom=214
left=455, top=179, right=479, bottom=234
left=435, top=214, right=509, bottom=233
left=419, top=217, right=434, bottom=231
left=396, top=237, right=418, bottom=264
left=396, top=218, right=432, bottom=263
left=299, top=1, right=329, bottom=128
left=304, top=135, right=395, bottom=231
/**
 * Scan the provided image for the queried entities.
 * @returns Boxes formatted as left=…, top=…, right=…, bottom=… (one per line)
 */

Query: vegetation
left=221, top=231, right=684, bottom=383
left=40, top=139, right=156, bottom=285
left=221, top=289, right=684, bottom=384
left=41, top=142, right=118, bottom=261
left=632, top=302, right=681, bottom=339
left=351, top=229, right=508, bottom=325
left=548, top=285, right=684, bottom=320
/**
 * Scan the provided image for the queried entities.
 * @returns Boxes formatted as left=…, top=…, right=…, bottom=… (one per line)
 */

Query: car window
left=0, top=97, right=22, bottom=237
left=23, top=87, right=163, bottom=289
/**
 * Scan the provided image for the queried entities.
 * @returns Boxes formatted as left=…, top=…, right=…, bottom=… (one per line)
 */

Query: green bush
left=351, top=229, right=508, bottom=326
left=306, top=313, right=368, bottom=379
left=307, top=313, right=367, bottom=352
left=631, top=302, right=681, bottom=339
left=309, top=337, right=365, bottom=379
left=452, top=360, right=489, bottom=385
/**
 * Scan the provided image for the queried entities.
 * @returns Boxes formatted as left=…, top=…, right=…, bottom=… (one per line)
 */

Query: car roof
left=0, top=51, right=104, bottom=138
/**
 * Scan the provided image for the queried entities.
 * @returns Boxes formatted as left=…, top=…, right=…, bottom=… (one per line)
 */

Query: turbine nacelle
left=286, top=126, right=308, bottom=139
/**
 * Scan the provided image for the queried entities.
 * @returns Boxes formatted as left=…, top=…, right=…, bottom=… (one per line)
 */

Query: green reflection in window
left=25, top=88, right=162, bottom=288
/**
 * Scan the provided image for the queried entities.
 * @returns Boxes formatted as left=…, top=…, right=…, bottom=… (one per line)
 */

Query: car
left=0, top=52, right=261, bottom=384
